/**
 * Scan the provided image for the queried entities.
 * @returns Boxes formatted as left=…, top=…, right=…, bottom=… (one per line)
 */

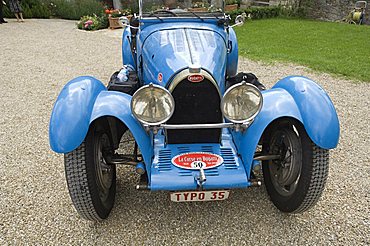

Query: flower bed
left=77, top=8, right=131, bottom=31
left=77, top=15, right=108, bottom=31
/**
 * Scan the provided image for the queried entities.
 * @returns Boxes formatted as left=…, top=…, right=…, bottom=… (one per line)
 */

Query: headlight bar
left=143, top=122, right=252, bottom=134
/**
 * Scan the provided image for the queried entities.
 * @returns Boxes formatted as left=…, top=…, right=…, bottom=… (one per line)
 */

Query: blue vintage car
left=49, top=0, right=340, bottom=221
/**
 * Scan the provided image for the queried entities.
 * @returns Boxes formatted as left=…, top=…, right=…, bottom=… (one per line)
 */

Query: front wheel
left=64, top=121, right=116, bottom=221
left=262, top=120, right=329, bottom=213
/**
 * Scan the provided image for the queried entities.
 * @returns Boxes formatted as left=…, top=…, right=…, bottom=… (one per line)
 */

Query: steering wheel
left=149, top=9, right=178, bottom=17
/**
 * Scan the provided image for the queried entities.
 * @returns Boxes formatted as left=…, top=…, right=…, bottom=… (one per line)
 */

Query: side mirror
left=119, top=16, right=140, bottom=30
left=232, top=13, right=246, bottom=27
left=119, top=16, right=130, bottom=27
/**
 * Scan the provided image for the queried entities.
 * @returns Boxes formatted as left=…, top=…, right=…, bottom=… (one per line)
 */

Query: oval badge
left=188, top=74, right=204, bottom=83
left=158, top=73, right=163, bottom=82
left=171, top=152, right=224, bottom=170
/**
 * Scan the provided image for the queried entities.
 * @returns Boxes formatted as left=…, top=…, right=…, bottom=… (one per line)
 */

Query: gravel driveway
left=0, top=19, right=369, bottom=245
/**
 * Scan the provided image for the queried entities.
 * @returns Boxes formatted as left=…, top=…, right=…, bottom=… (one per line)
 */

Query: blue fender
left=233, top=76, right=340, bottom=176
left=90, top=91, right=153, bottom=167
left=49, top=76, right=152, bottom=167
left=226, top=27, right=238, bottom=78
left=272, top=76, right=340, bottom=148
left=122, top=27, right=136, bottom=68
left=49, top=76, right=105, bottom=153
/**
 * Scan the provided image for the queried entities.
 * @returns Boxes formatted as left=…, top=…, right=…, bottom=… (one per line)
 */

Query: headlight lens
left=131, top=84, right=175, bottom=125
left=221, top=82, right=263, bottom=123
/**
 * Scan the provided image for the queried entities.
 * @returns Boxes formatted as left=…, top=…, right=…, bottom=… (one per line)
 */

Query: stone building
left=303, top=0, right=368, bottom=23
left=240, top=0, right=368, bottom=23
left=240, top=0, right=293, bottom=8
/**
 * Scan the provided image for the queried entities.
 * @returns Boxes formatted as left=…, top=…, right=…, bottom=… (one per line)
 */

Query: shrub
left=3, top=0, right=51, bottom=18
left=226, top=6, right=293, bottom=22
left=3, top=5, right=12, bottom=17
left=99, top=14, right=108, bottom=29
left=49, top=0, right=105, bottom=20
left=77, top=14, right=108, bottom=31
left=225, top=0, right=239, bottom=5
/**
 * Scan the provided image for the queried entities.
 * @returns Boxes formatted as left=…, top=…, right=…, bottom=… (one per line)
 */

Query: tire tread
left=64, top=142, right=102, bottom=221
left=293, top=143, right=329, bottom=213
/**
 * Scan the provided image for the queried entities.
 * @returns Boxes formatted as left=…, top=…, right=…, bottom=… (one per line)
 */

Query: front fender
left=49, top=76, right=152, bottom=166
left=90, top=91, right=153, bottom=166
left=233, top=76, right=340, bottom=176
left=273, top=76, right=340, bottom=148
left=49, top=76, right=106, bottom=153
left=226, top=27, right=238, bottom=78
left=122, top=27, right=136, bottom=68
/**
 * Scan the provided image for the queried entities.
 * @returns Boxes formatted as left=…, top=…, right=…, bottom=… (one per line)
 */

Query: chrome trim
left=196, top=168, right=206, bottom=190
left=162, top=123, right=233, bottom=129
left=139, top=0, right=142, bottom=18
left=221, top=82, right=263, bottom=124
left=189, top=65, right=201, bottom=73
left=254, top=155, right=281, bottom=161
left=144, top=122, right=251, bottom=130
left=167, top=68, right=221, bottom=97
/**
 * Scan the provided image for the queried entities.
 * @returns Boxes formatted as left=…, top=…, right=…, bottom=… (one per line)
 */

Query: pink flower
left=83, top=19, right=93, bottom=29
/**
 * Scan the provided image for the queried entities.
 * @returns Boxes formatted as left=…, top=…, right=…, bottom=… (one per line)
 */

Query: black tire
left=64, top=122, right=116, bottom=221
left=262, top=120, right=329, bottom=213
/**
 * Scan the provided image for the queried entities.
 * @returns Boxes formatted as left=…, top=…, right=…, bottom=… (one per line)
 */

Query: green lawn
left=235, top=18, right=370, bottom=82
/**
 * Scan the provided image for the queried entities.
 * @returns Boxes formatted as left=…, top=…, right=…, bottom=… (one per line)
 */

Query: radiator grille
left=167, top=78, right=222, bottom=144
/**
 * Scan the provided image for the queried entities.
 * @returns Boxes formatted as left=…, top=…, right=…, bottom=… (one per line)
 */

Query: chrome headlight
left=131, top=84, right=175, bottom=125
left=221, top=82, right=263, bottom=123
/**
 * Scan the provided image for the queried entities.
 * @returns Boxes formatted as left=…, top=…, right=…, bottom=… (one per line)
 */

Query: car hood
left=138, top=23, right=228, bottom=89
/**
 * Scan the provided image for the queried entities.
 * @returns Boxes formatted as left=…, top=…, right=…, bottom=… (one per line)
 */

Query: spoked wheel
left=262, top=120, right=329, bottom=213
left=64, top=121, right=116, bottom=221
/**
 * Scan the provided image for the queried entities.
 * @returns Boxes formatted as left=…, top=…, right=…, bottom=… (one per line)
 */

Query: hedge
left=50, top=0, right=105, bottom=20
left=3, top=0, right=106, bottom=20
left=226, top=6, right=293, bottom=22
left=3, top=0, right=51, bottom=18
left=3, top=2, right=291, bottom=22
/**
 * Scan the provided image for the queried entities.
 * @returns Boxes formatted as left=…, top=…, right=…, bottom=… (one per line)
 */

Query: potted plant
left=189, top=2, right=209, bottom=12
left=105, top=9, right=132, bottom=29
left=225, top=0, right=239, bottom=11
left=105, top=9, right=122, bottom=29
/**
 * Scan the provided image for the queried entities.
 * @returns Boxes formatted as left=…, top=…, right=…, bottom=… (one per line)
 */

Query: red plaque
left=188, top=74, right=204, bottom=83
left=158, top=73, right=163, bottom=82
left=171, top=152, right=224, bottom=170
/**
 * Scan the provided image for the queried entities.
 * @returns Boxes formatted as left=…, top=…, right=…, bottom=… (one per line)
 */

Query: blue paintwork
left=232, top=76, right=340, bottom=177
left=49, top=76, right=106, bottom=153
left=122, top=27, right=136, bottom=68
left=89, top=91, right=153, bottom=171
left=226, top=27, right=238, bottom=77
left=49, top=15, right=340, bottom=192
left=136, top=21, right=228, bottom=90
left=273, top=76, right=340, bottom=149
left=49, top=77, right=153, bottom=170
left=136, top=162, right=146, bottom=174
left=150, top=129, right=249, bottom=191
